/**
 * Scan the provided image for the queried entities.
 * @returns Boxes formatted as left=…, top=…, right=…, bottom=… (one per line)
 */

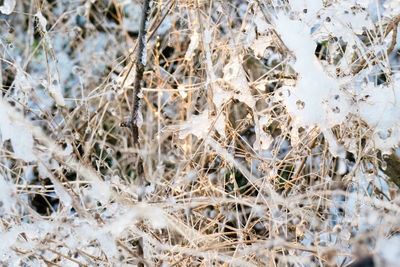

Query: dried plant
left=1, top=0, right=400, bottom=266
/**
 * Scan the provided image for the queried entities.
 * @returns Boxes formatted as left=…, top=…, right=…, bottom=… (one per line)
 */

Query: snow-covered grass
left=1, top=0, right=400, bottom=266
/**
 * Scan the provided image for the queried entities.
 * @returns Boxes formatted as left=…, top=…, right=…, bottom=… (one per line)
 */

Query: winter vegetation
left=1, top=0, right=400, bottom=266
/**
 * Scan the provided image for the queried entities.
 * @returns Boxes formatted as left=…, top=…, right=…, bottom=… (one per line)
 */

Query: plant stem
left=130, top=0, right=152, bottom=145
left=129, top=1, right=152, bottom=267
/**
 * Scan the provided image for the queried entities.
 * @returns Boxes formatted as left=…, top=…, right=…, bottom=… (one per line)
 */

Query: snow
left=0, top=99, right=35, bottom=162
left=141, top=35, right=148, bottom=66
left=0, top=174, right=17, bottom=215
left=135, top=110, right=144, bottom=127
left=35, top=11, right=47, bottom=30
left=122, top=2, right=142, bottom=32
left=48, top=79, right=66, bottom=107
left=274, top=13, right=350, bottom=130
left=178, top=109, right=226, bottom=141
left=203, top=29, right=217, bottom=84
left=223, top=56, right=255, bottom=109
left=289, top=0, right=322, bottom=23
left=2, top=1, right=400, bottom=265
left=203, top=29, right=213, bottom=44
left=377, top=236, right=400, bottom=266
left=251, top=36, right=273, bottom=58
left=214, top=113, right=226, bottom=140
left=178, top=110, right=211, bottom=140
left=185, top=31, right=200, bottom=61
left=50, top=176, right=73, bottom=208
left=359, top=83, right=400, bottom=129
left=254, top=115, right=273, bottom=151
left=0, top=0, right=15, bottom=15
left=83, top=182, right=111, bottom=205
left=254, top=11, right=270, bottom=34
left=323, top=129, right=346, bottom=158
left=177, top=84, right=188, bottom=98
left=358, top=80, right=400, bottom=154
left=14, top=69, right=33, bottom=104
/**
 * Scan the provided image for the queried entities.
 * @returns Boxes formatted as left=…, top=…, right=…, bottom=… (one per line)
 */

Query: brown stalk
left=120, top=1, right=153, bottom=266
left=125, top=0, right=152, bottom=145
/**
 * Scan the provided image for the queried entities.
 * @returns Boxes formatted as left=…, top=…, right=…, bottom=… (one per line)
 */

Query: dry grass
left=1, top=0, right=400, bottom=266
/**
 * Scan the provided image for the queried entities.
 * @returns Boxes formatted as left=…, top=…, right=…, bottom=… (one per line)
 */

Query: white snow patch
left=0, top=174, right=17, bottom=215
left=177, top=84, right=188, bottom=99
left=135, top=110, right=143, bottom=127
left=323, top=129, right=346, bottom=158
left=49, top=175, right=72, bottom=208
left=214, top=113, right=226, bottom=140
left=275, top=14, right=349, bottom=129
left=203, top=29, right=213, bottom=44
left=358, top=81, right=400, bottom=155
left=251, top=35, right=273, bottom=58
left=185, top=31, right=200, bottom=61
left=178, top=110, right=211, bottom=139
left=223, top=56, right=255, bottom=109
left=377, top=236, right=400, bottom=267
left=0, top=99, right=35, bottom=162
left=35, top=11, right=48, bottom=30
left=48, top=80, right=66, bottom=107
left=289, top=0, right=323, bottom=23
left=0, top=0, right=15, bottom=14
left=254, top=11, right=271, bottom=34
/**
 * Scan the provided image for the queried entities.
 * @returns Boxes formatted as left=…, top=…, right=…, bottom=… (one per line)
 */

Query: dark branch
left=128, top=2, right=152, bottom=266
left=130, top=0, right=152, bottom=145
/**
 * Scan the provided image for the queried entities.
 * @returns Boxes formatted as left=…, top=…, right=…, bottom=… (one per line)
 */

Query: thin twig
left=126, top=0, right=152, bottom=145
left=121, top=1, right=153, bottom=267
left=119, top=0, right=174, bottom=96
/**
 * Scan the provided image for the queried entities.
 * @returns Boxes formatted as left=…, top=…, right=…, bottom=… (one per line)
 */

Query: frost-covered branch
left=128, top=0, right=152, bottom=145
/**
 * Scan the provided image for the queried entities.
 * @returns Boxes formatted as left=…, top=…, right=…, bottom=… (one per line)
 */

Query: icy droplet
left=332, top=106, right=340, bottom=113
left=378, top=129, right=391, bottom=140
left=296, top=100, right=305, bottom=110
left=381, top=161, right=387, bottom=171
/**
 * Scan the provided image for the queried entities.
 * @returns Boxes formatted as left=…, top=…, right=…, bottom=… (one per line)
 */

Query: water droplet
left=381, top=161, right=387, bottom=171
left=378, top=129, right=392, bottom=140
left=296, top=100, right=305, bottom=110
left=332, top=106, right=340, bottom=113
left=72, top=66, right=86, bottom=76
